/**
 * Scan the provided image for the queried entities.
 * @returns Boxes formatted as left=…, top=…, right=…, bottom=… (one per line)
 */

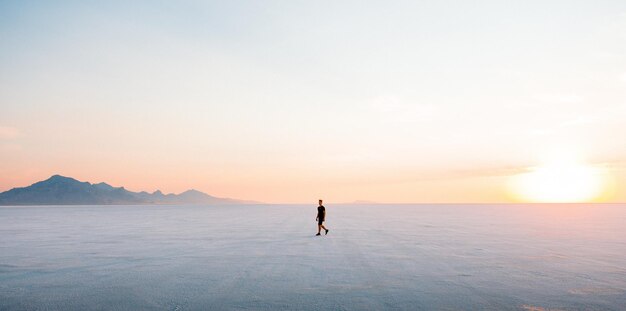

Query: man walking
left=316, top=199, right=329, bottom=236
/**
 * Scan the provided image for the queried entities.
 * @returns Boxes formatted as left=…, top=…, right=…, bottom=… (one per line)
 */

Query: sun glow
left=510, top=151, right=606, bottom=203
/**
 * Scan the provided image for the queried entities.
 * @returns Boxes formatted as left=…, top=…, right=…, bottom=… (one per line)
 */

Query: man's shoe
left=325, top=229, right=329, bottom=235
left=316, top=233, right=321, bottom=236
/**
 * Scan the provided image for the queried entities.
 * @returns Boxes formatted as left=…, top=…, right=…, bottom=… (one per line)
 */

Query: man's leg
left=321, top=224, right=329, bottom=235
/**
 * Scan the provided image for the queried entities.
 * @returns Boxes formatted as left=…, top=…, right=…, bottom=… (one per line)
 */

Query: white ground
left=1, top=204, right=625, bottom=310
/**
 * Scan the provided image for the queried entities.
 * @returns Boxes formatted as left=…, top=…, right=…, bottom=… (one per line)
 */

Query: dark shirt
left=317, top=205, right=325, bottom=220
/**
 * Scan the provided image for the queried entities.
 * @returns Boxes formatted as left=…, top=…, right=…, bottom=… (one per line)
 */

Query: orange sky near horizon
left=1, top=159, right=623, bottom=203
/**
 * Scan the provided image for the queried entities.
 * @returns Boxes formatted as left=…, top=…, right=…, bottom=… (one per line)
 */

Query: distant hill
left=0, top=175, right=259, bottom=205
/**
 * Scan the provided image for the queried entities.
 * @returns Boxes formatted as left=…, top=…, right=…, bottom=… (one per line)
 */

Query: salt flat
left=0, top=204, right=625, bottom=310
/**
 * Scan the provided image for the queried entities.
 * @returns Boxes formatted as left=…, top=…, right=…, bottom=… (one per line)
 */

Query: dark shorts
left=318, top=218, right=324, bottom=225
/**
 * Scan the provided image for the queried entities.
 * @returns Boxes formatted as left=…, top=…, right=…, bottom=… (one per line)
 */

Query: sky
left=1, top=0, right=626, bottom=203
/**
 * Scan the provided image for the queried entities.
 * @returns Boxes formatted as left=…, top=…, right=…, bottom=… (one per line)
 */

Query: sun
left=509, top=152, right=606, bottom=203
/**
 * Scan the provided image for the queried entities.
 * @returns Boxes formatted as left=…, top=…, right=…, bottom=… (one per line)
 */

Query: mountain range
left=0, top=175, right=258, bottom=205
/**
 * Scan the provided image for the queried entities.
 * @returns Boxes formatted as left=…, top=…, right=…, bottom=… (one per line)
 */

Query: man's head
left=318, top=199, right=323, bottom=206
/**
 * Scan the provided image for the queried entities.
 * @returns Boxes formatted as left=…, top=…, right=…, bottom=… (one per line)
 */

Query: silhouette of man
left=316, top=199, right=329, bottom=236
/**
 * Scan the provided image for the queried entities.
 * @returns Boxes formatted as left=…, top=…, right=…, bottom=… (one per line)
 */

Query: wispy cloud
left=0, top=143, right=22, bottom=152
left=366, top=95, right=438, bottom=118
left=0, top=126, right=20, bottom=140
left=531, top=93, right=584, bottom=104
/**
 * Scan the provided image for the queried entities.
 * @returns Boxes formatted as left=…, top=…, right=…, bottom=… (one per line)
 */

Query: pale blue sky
left=2, top=1, right=626, bottom=202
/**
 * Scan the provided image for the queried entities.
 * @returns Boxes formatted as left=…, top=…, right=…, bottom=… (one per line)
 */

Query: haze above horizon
left=1, top=1, right=626, bottom=203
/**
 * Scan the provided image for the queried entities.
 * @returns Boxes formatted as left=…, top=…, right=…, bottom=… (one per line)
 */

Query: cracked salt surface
left=1, top=204, right=625, bottom=310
